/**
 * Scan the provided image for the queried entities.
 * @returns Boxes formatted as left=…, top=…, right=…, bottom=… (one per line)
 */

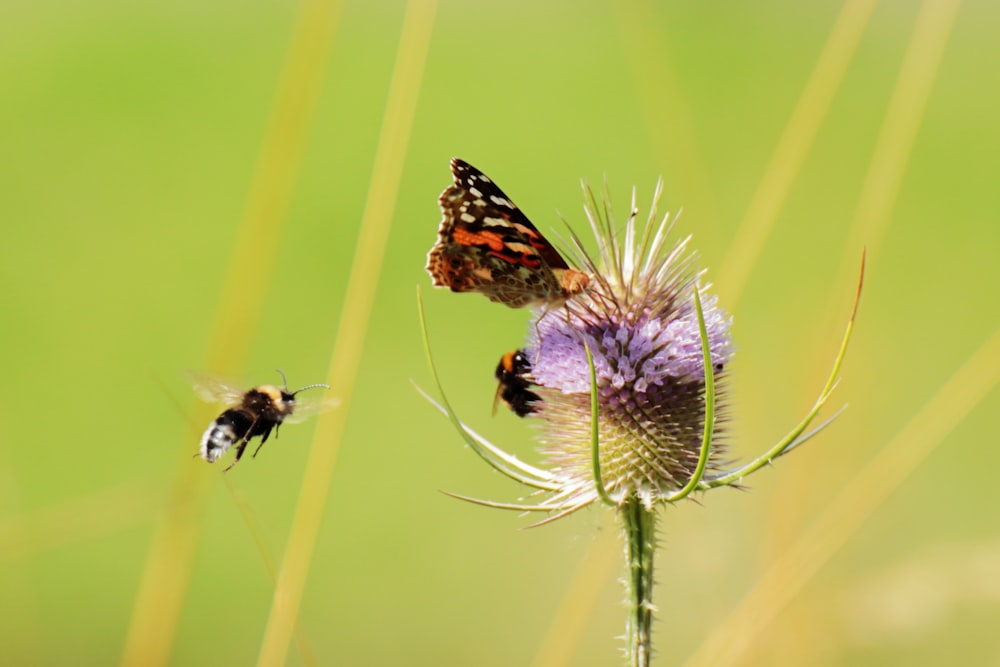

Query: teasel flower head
left=422, top=177, right=859, bottom=521
left=525, top=183, right=733, bottom=513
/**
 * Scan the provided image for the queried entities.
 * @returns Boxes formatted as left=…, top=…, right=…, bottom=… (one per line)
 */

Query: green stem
left=586, top=341, right=615, bottom=506
left=622, top=497, right=656, bottom=667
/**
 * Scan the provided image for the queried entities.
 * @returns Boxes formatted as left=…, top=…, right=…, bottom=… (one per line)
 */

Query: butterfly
left=426, top=158, right=591, bottom=308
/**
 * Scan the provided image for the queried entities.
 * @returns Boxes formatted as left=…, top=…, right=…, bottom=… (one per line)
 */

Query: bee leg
left=252, top=427, right=274, bottom=459
left=224, top=417, right=260, bottom=472
left=223, top=439, right=251, bottom=472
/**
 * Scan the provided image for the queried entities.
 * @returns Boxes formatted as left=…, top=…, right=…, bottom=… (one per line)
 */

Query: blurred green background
left=2, top=0, right=998, bottom=665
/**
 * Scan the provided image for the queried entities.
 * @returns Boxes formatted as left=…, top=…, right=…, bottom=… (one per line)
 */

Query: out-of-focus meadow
left=2, top=0, right=997, bottom=665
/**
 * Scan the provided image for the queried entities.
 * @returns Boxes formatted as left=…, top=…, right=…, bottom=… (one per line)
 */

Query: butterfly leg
left=531, top=305, right=553, bottom=364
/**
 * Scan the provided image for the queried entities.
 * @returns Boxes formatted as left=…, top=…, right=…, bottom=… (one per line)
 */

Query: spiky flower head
left=524, top=182, right=733, bottom=514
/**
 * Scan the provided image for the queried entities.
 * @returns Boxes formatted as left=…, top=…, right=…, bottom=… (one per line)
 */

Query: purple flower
left=520, top=186, right=733, bottom=511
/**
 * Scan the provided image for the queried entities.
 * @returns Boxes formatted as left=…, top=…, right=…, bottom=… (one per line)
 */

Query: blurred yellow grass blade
left=528, top=526, right=620, bottom=667
left=753, top=0, right=962, bottom=660
left=254, top=2, right=438, bottom=666
left=684, top=324, right=1000, bottom=667
left=613, top=0, right=722, bottom=229
left=832, top=0, right=962, bottom=292
left=223, top=477, right=320, bottom=667
left=0, top=480, right=159, bottom=561
left=716, top=0, right=878, bottom=307
left=119, top=0, right=345, bottom=665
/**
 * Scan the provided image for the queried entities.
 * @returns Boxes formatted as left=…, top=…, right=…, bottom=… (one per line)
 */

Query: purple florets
left=531, top=292, right=732, bottom=393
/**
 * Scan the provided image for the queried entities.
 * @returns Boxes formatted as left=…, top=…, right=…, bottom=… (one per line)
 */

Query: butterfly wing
left=445, top=158, right=570, bottom=270
left=427, top=158, right=581, bottom=308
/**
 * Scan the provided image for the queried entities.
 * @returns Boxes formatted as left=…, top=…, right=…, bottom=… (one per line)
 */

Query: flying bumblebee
left=493, top=350, right=541, bottom=417
left=192, top=371, right=334, bottom=471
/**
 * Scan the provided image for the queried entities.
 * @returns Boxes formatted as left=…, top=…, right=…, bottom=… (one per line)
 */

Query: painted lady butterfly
left=426, top=158, right=591, bottom=308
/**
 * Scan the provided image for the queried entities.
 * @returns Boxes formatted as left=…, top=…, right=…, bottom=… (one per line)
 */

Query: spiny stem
left=622, top=497, right=656, bottom=667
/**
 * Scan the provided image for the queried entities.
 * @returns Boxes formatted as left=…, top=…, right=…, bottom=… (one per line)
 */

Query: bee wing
left=186, top=371, right=247, bottom=406
left=492, top=381, right=505, bottom=416
left=284, top=393, right=340, bottom=424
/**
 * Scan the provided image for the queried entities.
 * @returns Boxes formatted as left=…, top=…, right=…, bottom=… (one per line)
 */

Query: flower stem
left=622, top=497, right=656, bottom=667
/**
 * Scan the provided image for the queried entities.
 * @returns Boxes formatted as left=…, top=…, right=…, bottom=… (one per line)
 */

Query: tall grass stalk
left=715, top=0, right=878, bottom=307
left=119, top=0, right=345, bottom=664
left=254, top=2, right=438, bottom=665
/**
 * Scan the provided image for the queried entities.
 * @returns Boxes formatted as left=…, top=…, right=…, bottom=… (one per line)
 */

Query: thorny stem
left=623, top=496, right=656, bottom=667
